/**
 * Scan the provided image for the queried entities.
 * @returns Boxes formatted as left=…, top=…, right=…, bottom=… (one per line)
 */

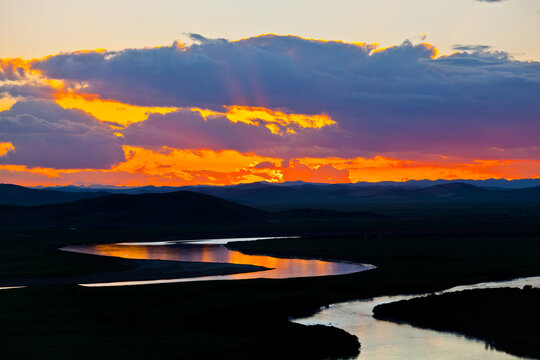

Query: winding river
left=60, top=236, right=537, bottom=359
left=61, top=237, right=371, bottom=286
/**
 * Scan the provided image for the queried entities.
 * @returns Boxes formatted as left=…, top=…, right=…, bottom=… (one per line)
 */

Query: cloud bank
left=0, top=34, right=539, bottom=184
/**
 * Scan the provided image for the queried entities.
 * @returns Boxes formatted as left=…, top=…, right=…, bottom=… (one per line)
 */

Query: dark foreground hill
left=0, top=190, right=377, bottom=226
left=0, top=184, right=109, bottom=206
left=0, top=191, right=264, bottom=226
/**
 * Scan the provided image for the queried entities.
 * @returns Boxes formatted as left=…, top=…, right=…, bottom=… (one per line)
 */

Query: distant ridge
left=359, top=178, right=540, bottom=189
left=35, top=178, right=540, bottom=193
left=0, top=184, right=110, bottom=206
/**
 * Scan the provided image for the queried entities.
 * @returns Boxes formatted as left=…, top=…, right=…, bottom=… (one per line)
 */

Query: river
left=294, top=276, right=540, bottom=360
left=61, top=236, right=372, bottom=286
left=61, top=236, right=537, bottom=359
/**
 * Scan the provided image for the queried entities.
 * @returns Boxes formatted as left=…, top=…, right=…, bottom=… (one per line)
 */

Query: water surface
left=294, top=276, right=540, bottom=360
left=62, top=236, right=371, bottom=286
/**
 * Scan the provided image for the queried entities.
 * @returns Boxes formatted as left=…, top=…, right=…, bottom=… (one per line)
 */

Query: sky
left=0, top=0, right=539, bottom=186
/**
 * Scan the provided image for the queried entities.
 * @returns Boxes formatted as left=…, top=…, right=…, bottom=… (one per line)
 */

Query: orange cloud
left=116, top=146, right=278, bottom=178
left=0, top=96, right=19, bottom=111
left=52, top=89, right=334, bottom=134
left=54, top=92, right=179, bottom=127
left=0, top=164, right=63, bottom=177
left=326, top=157, right=540, bottom=183
left=0, top=147, right=282, bottom=186
left=280, top=160, right=350, bottom=183
left=225, top=105, right=335, bottom=130
left=0, top=142, right=15, bottom=157
left=193, top=105, right=335, bottom=135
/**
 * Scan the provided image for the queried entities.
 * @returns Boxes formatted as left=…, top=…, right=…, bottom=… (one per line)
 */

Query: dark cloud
left=32, top=34, right=375, bottom=110
left=0, top=83, right=56, bottom=100
left=452, top=44, right=492, bottom=52
left=0, top=100, right=124, bottom=168
left=19, top=35, right=540, bottom=159
left=0, top=60, right=28, bottom=81
left=122, top=109, right=343, bottom=158
left=253, top=161, right=278, bottom=169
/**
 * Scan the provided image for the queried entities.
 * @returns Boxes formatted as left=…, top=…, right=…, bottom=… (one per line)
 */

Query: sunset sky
left=1, top=0, right=539, bottom=186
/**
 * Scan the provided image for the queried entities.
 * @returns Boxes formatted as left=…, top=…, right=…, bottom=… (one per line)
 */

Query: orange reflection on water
left=72, top=242, right=361, bottom=280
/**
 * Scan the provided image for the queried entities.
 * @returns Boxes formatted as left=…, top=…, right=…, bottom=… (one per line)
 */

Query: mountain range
left=2, top=182, right=540, bottom=210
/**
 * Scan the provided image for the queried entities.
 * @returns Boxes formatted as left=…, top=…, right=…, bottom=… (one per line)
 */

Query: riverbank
left=0, top=256, right=267, bottom=287
left=373, top=287, right=540, bottom=359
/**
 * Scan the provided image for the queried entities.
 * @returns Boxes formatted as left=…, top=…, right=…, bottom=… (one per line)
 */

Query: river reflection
left=62, top=237, right=370, bottom=286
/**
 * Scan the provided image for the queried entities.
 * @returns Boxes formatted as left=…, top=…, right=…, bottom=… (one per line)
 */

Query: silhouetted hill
left=0, top=184, right=110, bottom=206
left=0, top=189, right=383, bottom=226
left=512, top=185, right=540, bottom=196
left=410, top=183, right=540, bottom=201
left=200, top=183, right=330, bottom=206
left=4, top=182, right=540, bottom=215
left=272, top=208, right=381, bottom=220
left=407, top=183, right=494, bottom=200
left=0, top=191, right=265, bottom=226
left=194, top=182, right=540, bottom=209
